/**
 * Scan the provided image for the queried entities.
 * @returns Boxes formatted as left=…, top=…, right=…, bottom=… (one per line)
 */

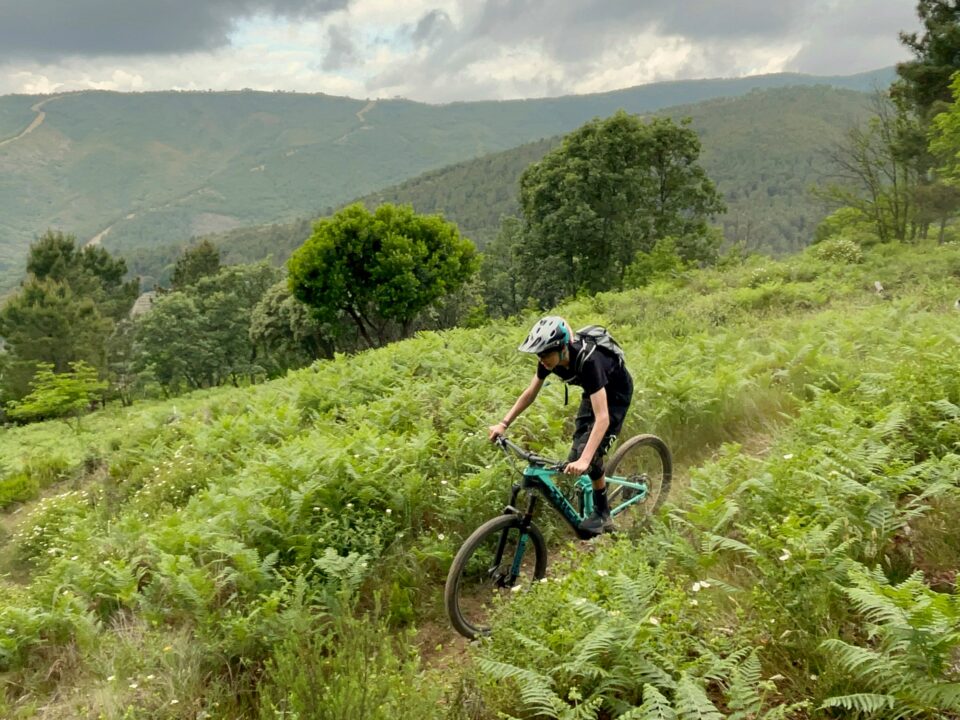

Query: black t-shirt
left=537, top=341, right=632, bottom=406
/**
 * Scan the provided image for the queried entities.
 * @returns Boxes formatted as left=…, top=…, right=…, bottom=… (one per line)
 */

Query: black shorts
left=567, top=384, right=632, bottom=481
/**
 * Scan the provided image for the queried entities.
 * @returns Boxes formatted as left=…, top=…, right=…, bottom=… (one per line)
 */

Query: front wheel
left=445, top=514, right=548, bottom=640
left=605, top=434, right=672, bottom=523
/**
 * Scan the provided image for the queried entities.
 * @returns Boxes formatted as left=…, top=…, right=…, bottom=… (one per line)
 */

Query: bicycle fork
left=491, top=485, right=538, bottom=587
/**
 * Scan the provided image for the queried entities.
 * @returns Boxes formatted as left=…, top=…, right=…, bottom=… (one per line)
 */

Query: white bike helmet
left=518, top=316, right=571, bottom=355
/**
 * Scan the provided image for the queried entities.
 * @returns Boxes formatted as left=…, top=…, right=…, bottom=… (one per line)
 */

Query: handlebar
left=494, top=436, right=564, bottom=470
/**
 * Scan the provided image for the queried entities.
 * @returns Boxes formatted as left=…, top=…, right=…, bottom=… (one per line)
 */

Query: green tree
left=518, top=111, right=723, bottom=303
left=893, top=0, right=960, bottom=119
left=288, top=203, right=478, bottom=347
left=479, top=216, right=528, bottom=318
left=171, top=239, right=221, bottom=290
left=0, top=279, right=112, bottom=400
left=134, top=263, right=282, bottom=392
left=6, top=361, right=107, bottom=431
left=249, top=280, right=336, bottom=375
left=817, top=94, right=920, bottom=242
left=623, top=236, right=687, bottom=288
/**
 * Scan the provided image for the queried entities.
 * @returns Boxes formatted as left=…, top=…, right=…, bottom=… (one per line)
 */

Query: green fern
left=725, top=651, right=762, bottom=719
left=673, top=674, right=723, bottom=720
left=618, top=684, right=677, bottom=720
left=819, top=692, right=896, bottom=714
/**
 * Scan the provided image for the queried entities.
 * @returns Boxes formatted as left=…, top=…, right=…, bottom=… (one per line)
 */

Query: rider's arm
left=489, top=374, right=543, bottom=439
left=576, top=387, right=610, bottom=463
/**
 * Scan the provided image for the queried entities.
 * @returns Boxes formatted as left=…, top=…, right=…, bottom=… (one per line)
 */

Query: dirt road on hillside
left=0, top=96, right=64, bottom=149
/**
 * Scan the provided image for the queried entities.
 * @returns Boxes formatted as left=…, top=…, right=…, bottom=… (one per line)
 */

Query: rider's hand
left=564, top=457, right=590, bottom=476
left=487, top=421, right=507, bottom=442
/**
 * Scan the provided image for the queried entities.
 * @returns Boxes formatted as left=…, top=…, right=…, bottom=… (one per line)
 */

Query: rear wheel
left=605, top=434, right=672, bottom=523
left=445, top=514, right=548, bottom=640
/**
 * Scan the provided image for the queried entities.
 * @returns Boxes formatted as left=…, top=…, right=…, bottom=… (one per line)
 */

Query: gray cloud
left=366, top=0, right=917, bottom=100
left=322, top=25, right=358, bottom=70
left=0, top=0, right=350, bottom=62
left=411, top=9, right=454, bottom=47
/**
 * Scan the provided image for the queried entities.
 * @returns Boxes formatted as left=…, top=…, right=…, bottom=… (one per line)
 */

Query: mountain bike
left=444, top=434, right=672, bottom=640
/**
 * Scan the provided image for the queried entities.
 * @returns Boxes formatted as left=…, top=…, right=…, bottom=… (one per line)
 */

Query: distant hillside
left=0, top=67, right=894, bottom=290
left=125, top=84, right=871, bottom=287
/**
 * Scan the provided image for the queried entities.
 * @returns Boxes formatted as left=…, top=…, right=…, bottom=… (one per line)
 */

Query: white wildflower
left=146, top=675, right=155, bottom=681
left=129, top=683, right=139, bottom=690
left=596, top=569, right=609, bottom=577
left=440, top=480, right=448, bottom=485
left=649, top=616, right=660, bottom=626
left=107, top=675, right=115, bottom=682
left=171, top=699, right=180, bottom=705
left=779, top=549, right=791, bottom=562
left=689, top=599, right=699, bottom=606
left=511, top=584, right=523, bottom=593
left=783, top=454, right=794, bottom=460
left=345, top=502, right=353, bottom=509
left=700, top=580, right=711, bottom=588
left=691, top=582, right=702, bottom=592
left=385, top=508, right=392, bottom=516
left=437, top=533, right=445, bottom=541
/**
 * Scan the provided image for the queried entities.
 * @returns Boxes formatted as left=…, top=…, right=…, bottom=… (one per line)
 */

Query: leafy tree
left=288, top=203, right=478, bottom=347
left=6, top=361, right=107, bottom=431
left=134, top=263, right=282, bottom=392
left=518, top=111, right=723, bottom=302
left=171, top=239, right=221, bottom=290
left=249, top=280, right=336, bottom=375
left=479, top=216, right=528, bottom=318
left=893, top=0, right=960, bottom=119
left=817, top=94, right=920, bottom=242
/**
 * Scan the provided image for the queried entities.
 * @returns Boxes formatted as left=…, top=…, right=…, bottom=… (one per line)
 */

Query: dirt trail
left=335, top=100, right=377, bottom=145
left=0, top=95, right=64, bottom=149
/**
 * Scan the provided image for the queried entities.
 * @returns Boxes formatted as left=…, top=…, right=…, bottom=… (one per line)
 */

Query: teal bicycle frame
left=496, top=437, right=650, bottom=544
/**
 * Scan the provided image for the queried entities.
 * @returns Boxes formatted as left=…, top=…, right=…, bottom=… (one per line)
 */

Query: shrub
left=811, top=236, right=863, bottom=264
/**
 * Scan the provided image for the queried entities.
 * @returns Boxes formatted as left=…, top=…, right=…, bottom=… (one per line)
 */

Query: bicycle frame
left=496, top=437, right=650, bottom=542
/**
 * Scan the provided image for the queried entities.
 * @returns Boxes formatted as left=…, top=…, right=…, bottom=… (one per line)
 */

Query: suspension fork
left=491, top=486, right=539, bottom=584
left=509, top=494, right=539, bottom=579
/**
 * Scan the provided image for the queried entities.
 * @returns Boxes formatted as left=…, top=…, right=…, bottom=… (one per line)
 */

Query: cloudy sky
left=0, top=0, right=920, bottom=103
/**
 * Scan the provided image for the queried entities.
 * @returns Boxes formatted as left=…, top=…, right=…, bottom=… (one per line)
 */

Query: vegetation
left=0, top=238, right=957, bottom=718
left=0, top=72, right=891, bottom=292
left=0, top=232, right=138, bottom=403
left=288, top=203, right=479, bottom=347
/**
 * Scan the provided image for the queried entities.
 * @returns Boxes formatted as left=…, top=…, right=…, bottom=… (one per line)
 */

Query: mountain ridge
left=0, top=67, right=893, bottom=290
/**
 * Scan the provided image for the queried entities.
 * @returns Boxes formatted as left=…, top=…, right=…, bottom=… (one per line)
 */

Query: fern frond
left=819, top=692, right=896, bottom=714
left=617, top=684, right=677, bottom=720
left=569, top=621, right=622, bottom=670
left=611, top=571, right=657, bottom=614
left=674, top=674, right=723, bottom=720
left=819, top=639, right=904, bottom=687
left=700, top=532, right=758, bottom=557
left=476, top=656, right=563, bottom=717
left=912, top=681, right=960, bottom=710
left=507, top=628, right=561, bottom=662
left=726, top=651, right=762, bottom=719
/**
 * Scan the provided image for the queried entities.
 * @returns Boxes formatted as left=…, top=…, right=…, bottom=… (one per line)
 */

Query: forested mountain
left=124, top=84, right=872, bottom=288
left=0, top=68, right=892, bottom=291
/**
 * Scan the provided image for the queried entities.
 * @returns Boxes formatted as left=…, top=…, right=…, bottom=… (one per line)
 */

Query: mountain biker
left=488, top=316, right=633, bottom=535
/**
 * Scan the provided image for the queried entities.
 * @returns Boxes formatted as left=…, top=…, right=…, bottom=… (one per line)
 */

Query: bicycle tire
left=445, top=513, right=548, bottom=640
left=605, top=434, right=673, bottom=518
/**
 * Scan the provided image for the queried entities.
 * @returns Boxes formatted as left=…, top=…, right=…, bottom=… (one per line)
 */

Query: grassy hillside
left=0, top=238, right=958, bottom=717
left=0, top=69, right=893, bottom=291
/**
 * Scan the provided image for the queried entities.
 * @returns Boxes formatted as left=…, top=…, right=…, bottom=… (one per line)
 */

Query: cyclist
left=488, top=316, right=633, bottom=535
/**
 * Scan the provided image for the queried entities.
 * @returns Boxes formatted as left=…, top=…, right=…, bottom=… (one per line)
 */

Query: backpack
left=558, top=325, right=626, bottom=404
left=573, top=325, right=626, bottom=374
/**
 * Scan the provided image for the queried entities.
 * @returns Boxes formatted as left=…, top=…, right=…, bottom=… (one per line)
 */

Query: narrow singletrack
left=0, top=95, right=64, bottom=149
